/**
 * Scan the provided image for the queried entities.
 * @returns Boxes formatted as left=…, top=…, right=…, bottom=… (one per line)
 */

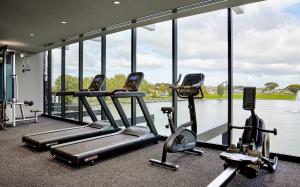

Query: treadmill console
left=123, top=72, right=144, bottom=91
left=179, top=73, right=205, bottom=96
left=88, top=75, right=105, bottom=91
left=243, top=87, right=256, bottom=110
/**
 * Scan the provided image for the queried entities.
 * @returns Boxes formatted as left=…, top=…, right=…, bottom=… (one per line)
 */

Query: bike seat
left=161, top=107, right=174, bottom=114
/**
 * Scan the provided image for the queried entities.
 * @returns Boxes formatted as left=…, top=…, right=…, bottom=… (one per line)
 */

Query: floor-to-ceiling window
left=178, top=9, right=228, bottom=145
left=51, top=48, right=61, bottom=117
left=233, top=0, right=300, bottom=156
left=83, top=37, right=102, bottom=123
left=137, top=21, right=172, bottom=135
left=106, top=30, right=131, bottom=120
left=65, top=43, right=79, bottom=120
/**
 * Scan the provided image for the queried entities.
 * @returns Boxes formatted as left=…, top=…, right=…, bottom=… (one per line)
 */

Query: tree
left=217, top=83, right=225, bottom=96
left=200, top=85, right=209, bottom=97
left=286, top=84, right=300, bottom=94
left=53, top=75, right=78, bottom=104
left=106, top=74, right=127, bottom=91
left=264, top=82, right=279, bottom=92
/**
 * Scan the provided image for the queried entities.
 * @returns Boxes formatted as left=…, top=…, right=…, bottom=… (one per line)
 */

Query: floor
left=0, top=117, right=299, bottom=187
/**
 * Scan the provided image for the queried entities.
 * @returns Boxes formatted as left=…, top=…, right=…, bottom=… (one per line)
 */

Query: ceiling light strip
left=45, top=0, right=228, bottom=47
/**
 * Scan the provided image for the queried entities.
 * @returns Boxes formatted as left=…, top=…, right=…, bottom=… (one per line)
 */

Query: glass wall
left=44, top=2, right=300, bottom=158
left=106, top=31, right=131, bottom=120
left=51, top=48, right=61, bottom=117
left=137, top=21, right=172, bottom=135
left=178, top=10, right=228, bottom=145
left=65, top=43, right=79, bottom=120
left=83, top=37, right=102, bottom=122
left=233, top=1, right=300, bottom=156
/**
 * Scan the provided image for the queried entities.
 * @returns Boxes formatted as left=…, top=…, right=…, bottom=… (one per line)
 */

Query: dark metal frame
left=131, top=28, right=137, bottom=126
left=101, top=36, right=107, bottom=120
left=79, top=40, right=84, bottom=122
left=61, top=46, right=66, bottom=118
left=172, top=19, right=178, bottom=127
left=227, top=8, right=233, bottom=146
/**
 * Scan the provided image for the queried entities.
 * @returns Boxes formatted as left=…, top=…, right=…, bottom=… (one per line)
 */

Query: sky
left=51, top=0, right=300, bottom=88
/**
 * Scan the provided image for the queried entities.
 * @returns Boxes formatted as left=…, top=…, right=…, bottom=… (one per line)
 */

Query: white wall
left=7, top=53, right=44, bottom=118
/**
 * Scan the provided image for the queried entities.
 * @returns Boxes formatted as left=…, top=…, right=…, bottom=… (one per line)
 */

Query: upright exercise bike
left=208, top=87, right=278, bottom=186
left=149, top=73, right=205, bottom=170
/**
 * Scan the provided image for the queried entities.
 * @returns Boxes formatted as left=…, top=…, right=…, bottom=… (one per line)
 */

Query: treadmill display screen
left=243, top=87, right=256, bottom=110
left=123, top=72, right=144, bottom=91
left=88, top=75, right=105, bottom=91
left=129, top=75, right=139, bottom=81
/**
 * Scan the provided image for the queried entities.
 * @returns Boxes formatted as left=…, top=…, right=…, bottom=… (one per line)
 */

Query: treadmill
left=22, top=75, right=120, bottom=151
left=50, top=72, right=159, bottom=167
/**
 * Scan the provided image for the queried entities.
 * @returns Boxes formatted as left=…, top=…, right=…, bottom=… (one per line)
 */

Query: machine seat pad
left=161, top=107, right=174, bottom=114
left=220, top=152, right=259, bottom=165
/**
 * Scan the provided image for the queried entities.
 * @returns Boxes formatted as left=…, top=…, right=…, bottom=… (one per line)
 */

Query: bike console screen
left=88, top=75, right=105, bottom=91
left=243, top=87, right=256, bottom=110
left=123, top=72, right=144, bottom=91
left=179, top=73, right=205, bottom=96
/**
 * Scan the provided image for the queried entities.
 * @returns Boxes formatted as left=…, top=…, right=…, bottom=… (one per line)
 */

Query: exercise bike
left=149, top=73, right=205, bottom=170
left=208, top=87, right=278, bottom=186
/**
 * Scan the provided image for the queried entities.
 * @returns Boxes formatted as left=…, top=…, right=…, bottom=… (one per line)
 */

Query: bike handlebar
left=230, top=126, right=277, bottom=135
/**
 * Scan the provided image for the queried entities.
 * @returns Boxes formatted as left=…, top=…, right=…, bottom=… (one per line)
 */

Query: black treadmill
left=50, top=72, right=159, bottom=167
left=22, top=75, right=120, bottom=151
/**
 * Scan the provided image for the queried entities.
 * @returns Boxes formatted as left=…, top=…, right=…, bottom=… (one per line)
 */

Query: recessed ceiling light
left=61, top=21, right=67, bottom=24
left=114, top=1, right=120, bottom=5
left=29, top=33, right=35, bottom=37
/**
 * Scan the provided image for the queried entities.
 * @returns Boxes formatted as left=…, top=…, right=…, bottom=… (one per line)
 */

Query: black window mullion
left=101, top=36, right=107, bottom=121
left=131, top=28, right=137, bottom=126
left=61, top=46, right=66, bottom=118
left=79, top=41, right=83, bottom=122
left=172, top=19, right=178, bottom=127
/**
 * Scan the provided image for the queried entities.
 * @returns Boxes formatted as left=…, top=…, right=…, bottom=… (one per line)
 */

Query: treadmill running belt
left=27, top=127, right=103, bottom=143
left=54, top=134, right=137, bottom=155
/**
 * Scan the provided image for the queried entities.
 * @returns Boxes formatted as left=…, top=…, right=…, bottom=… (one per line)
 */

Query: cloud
left=50, top=0, right=300, bottom=87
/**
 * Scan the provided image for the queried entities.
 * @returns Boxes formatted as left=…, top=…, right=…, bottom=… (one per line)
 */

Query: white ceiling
left=0, top=0, right=262, bottom=53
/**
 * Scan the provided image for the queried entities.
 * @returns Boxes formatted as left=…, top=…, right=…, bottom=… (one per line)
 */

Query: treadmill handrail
left=54, top=91, right=76, bottom=96
left=112, top=91, right=146, bottom=98
left=74, top=90, right=111, bottom=97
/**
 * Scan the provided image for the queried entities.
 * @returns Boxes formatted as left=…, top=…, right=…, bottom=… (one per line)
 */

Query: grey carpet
left=0, top=117, right=299, bottom=187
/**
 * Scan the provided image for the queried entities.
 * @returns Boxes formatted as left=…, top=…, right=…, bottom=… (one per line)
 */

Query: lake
left=84, top=99, right=300, bottom=157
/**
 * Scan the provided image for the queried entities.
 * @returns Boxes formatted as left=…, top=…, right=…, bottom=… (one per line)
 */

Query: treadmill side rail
left=207, top=166, right=238, bottom=187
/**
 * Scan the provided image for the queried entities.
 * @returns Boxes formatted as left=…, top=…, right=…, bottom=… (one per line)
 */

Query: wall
left=6, top=53, right=44, bottom=119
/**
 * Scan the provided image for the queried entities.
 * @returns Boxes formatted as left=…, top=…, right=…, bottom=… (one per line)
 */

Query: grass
left=205, top=93, right=296, bottom=100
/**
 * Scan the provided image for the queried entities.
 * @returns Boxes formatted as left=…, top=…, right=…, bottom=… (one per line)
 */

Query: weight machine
left=0, top=45, right=40, bottom=127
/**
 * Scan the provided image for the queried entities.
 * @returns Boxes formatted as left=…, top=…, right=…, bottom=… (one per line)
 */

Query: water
left=84, top=99, right=300, bottom=157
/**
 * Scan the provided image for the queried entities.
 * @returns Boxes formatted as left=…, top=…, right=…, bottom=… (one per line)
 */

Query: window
left=233, top=1, right=300, bottom=156
left=178, top=10, right=228, bottom=145
left=83, top=37, right=102, bottom=123
left=65, top=43, right=79, bottom=120
left=106, top=30, right=131, bottom=119
left=137, top=21, right=172, bottom=135
left=51, top=48, right=61, bottom=117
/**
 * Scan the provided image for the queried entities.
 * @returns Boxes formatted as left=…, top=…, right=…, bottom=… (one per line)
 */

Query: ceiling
left=0, top=0, right=262, bottom=53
